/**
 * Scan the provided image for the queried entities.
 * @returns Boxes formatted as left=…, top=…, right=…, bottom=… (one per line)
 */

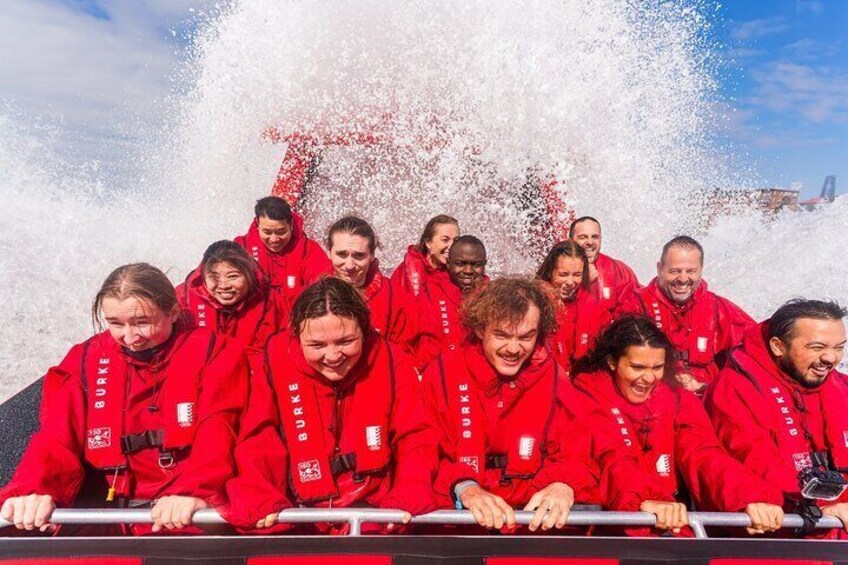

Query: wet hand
left=255, top=511, right=279, bottom=529
left=822, top=502, right=848, bottom=533
left=384, top=511, right=412, bottom=533
left=640, top=500, right=688, bottom=533
left=523, top=482, right=574, bottom=532
left=675, top=373, right=705, bottom=393
left=150, top=496, right=207, bottom=532
left=0, top=494, right=57, bottom=532
left=459, top=485, right=516, bottom=530
left=744, top=502, right=783, bottom=534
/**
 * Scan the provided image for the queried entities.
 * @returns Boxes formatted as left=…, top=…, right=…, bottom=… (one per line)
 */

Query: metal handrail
left=0, top=509, right=843, bottom=538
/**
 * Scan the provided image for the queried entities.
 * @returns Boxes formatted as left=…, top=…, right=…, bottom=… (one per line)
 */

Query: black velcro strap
left=673, top=349, right=689, bottom=362
left=329, top=453, right=357, bottom=476
left=486, top=454, right=507, bottom=470
left=120, top=430, right=164, bottom=454
left=794, top=500, right=823, bottom=537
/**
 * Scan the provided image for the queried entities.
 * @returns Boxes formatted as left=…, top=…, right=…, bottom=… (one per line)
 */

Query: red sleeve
left=530, top=394, right=600, bottom=504
left=614, top=289, right=645, bottom=320
left=300, top=240, right=332, bottom=285
left=245, top=295, right=283, bottom=372
left=612, top=261, right=641, bottom=313
left=380, top=355, right=440, bottom=514
left=222, top=358, right=292, bottom=530
left=588, top=410, right=673, bottom=511
left=674, top=390, right=784, bottom=511
left=0, top=346, right=88, bottom=506
left=716, top=297, right=756, bottom=352
left=703, top=369, right=800, bottom=498
left=167, top=337, right=249, bottom=507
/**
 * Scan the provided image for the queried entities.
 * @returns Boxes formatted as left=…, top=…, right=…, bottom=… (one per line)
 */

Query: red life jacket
left=727, top=324, right=848, bottom=475
left=436, top=345, right=558, bottom=481
left=393, top=245, right=439, bottom=298
left=267, top=331, right=394, bottom=503
left=590, top=253, right=639, bottom=313
left=574, top=370, right=680, bottom=497
left=177, top=266, right=272, bottom=349
left=81, top=328, right=215, bottom=470
left=360, top=262, right=394, bottom=337
left=542, top=283, right=610, bottom=372
left=632, top=279, right=719, bottom=370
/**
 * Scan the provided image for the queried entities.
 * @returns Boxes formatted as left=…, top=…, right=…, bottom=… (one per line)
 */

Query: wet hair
left=535, top=241, right=590, bottom=290
left=326, top=216, right=379, bottom=254
left=254, top=196, right=293, bottom=224
left=92, top=263, right=178, bottom=331
left=289, top=277, right=372, bottom=337
left=768, top=298, right=847, bottom=343
left=574, top=315, right=674, bottom=377
left=462, top=278, right=557, bottom=342
left=568, top=216, right=601, bottom=238
left=416, top=214, right=459, bottom=255
left=660, top=235, right=704, bottom=265
left=200, top=240, right=259, bottom=298
left=449, top=235, right=487, bottom=260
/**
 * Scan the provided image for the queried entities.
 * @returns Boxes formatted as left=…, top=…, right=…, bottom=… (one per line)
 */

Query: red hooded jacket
left=224, top=330, right=438, bottom=529
left=390, top=245, right=443, bottom=299
left=573, top=369, right=783, bottom=535
left=359, top=263, right=424, bottom=363
left=590, top=253, right=640, bottom=316
left=176, top=267, right=282, bottom=371
left=0, top=327, right=248, bottom=524
left=234, top=212, right=331, bottom=301
left=421, top=343, right=599, bottom=509
left=704, top=322, right=848, bottom=507
left=618, top=279, right=755, bottom=385
left=541, top=282, right=610, bottom=375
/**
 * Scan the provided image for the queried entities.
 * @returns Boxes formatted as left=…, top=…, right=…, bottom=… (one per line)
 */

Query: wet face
left=448, top=242, right=486, bottom=291
left=549, top=255, right=584, bottom=300
left=299, top=313, right=364, bottom=382
left=770, top=318, right=846, bottom=388
left=204, top=261, right=250, bottom=307
left=477, top=303, right=540, bottom=378
left=571, top=220, right=602, bottom=264
left=609, top=345, right=667, bottom=404
left=425, top=223, right=459, bottom=267
left=102, top=296, right=177, bottom=352
left=330, top=232, right=375, bottom=288
left=657, top=246, right=703, bottom=305
left=257, top=216, right=292, bottom=253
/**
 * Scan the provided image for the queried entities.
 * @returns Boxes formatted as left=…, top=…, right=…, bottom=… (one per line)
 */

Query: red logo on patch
left=87, top=427, right=112, bottom=450
left=793, top=452, right=812, bottom=471
left=298, top=460, right=322, bottom=483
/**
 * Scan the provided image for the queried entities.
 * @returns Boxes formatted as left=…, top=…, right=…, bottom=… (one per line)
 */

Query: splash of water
left=1, top=0, right=845, bottom=401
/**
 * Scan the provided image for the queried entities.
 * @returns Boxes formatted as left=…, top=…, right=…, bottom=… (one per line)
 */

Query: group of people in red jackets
left=2, top=196, right=846, bottom=540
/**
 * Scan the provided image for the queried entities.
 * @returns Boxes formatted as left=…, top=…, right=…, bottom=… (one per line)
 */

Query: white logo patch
left=286, top=275, right=296, bottom=289
left=87, top=427, right=112, bottom=450
left=655, top=454, right=671, bottom=477
left=793, top=452, right=813, bottom=472
left=602, top=287, right=611, bottom=300
left=519, top=436, right=536, bottom=460
left=177, top=402, right=194, bottom=428
left=298, top=460, right=322, bottom=482
left=366, top=426, right=383, bottom=451
left=696, top=337, right=708, bottom=353
left=459, top=456, right=479, bottom=474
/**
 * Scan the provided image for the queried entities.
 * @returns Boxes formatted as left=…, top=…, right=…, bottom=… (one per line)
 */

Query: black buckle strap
left=330, top=453, right=357, bottom=476
left=486, top=454, right=507, bottom=470
left=673, top=349, right=689, bottom=362
left=120, top=430, right=164, bottom=454
left=794, top=500, right=823, bottom=537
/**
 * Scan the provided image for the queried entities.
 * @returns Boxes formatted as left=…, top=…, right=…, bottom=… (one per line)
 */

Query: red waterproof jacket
left=572, top=370, right=783, bottom=535
left=540, top=282, right=610, bottom=375
left=704, top=322, right=848, bottom=506
left=0, top=326, right=248, bottom=517
left=224, top=330, right=438, bottom=529
left=421, top=343, right=599, bottom=509
left=359, top=262, right=423, bottom=362
left=619, top=279, right=755, bottom=386
left=390, top=245, right=442, bottom=299
left=176, top=267, right=282, bottom=371
left=234, top=212, right=331, bottom=300
left=590, top=253, right=640, bottom=316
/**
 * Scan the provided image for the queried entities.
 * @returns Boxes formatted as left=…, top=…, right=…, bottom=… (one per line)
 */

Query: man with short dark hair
left=704, top=299, right=848, bottom=536
left=619, top=235, right=755, bottom=393
left=569, top=217, right=640, bottom=315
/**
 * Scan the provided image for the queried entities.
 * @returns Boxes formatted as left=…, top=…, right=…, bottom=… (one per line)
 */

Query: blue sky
left=0, top=0, right=845, bottom=198
left=716, top=0, right=847, bottom=197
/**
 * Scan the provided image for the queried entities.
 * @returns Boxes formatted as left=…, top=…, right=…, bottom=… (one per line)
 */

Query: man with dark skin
left=447, top=235, right=487, bottom=293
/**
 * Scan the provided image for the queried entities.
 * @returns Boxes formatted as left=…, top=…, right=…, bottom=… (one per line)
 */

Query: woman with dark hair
left=176, top=240, right=282, bottom=369
left=391, top=214, right=459, bottom=298
left=225, top=278, right=438, bottom=532
left=234, top=196, right=331, bottom=297
left=572, top=315, right=785, bottom=536
left=421, top=278, right=598, bottom=532
left=535, top=241, right=610, bottom=373
left=326, top=216, right=424, bottom=363
left=0, top=263, right=248, bottom=535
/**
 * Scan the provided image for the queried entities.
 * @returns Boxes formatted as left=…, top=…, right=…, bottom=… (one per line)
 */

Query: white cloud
left=730, top=17, right=788, bottom=41
left=749, top=61, right=848, bottom=123
left=795, top=0, right=825, bottom=14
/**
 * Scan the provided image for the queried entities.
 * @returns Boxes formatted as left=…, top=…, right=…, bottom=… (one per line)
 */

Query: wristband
left=454, top=480, right=479, bottom=510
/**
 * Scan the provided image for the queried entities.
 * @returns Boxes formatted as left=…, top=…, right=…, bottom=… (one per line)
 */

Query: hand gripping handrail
left=0, top=509, right=843, bottom=538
